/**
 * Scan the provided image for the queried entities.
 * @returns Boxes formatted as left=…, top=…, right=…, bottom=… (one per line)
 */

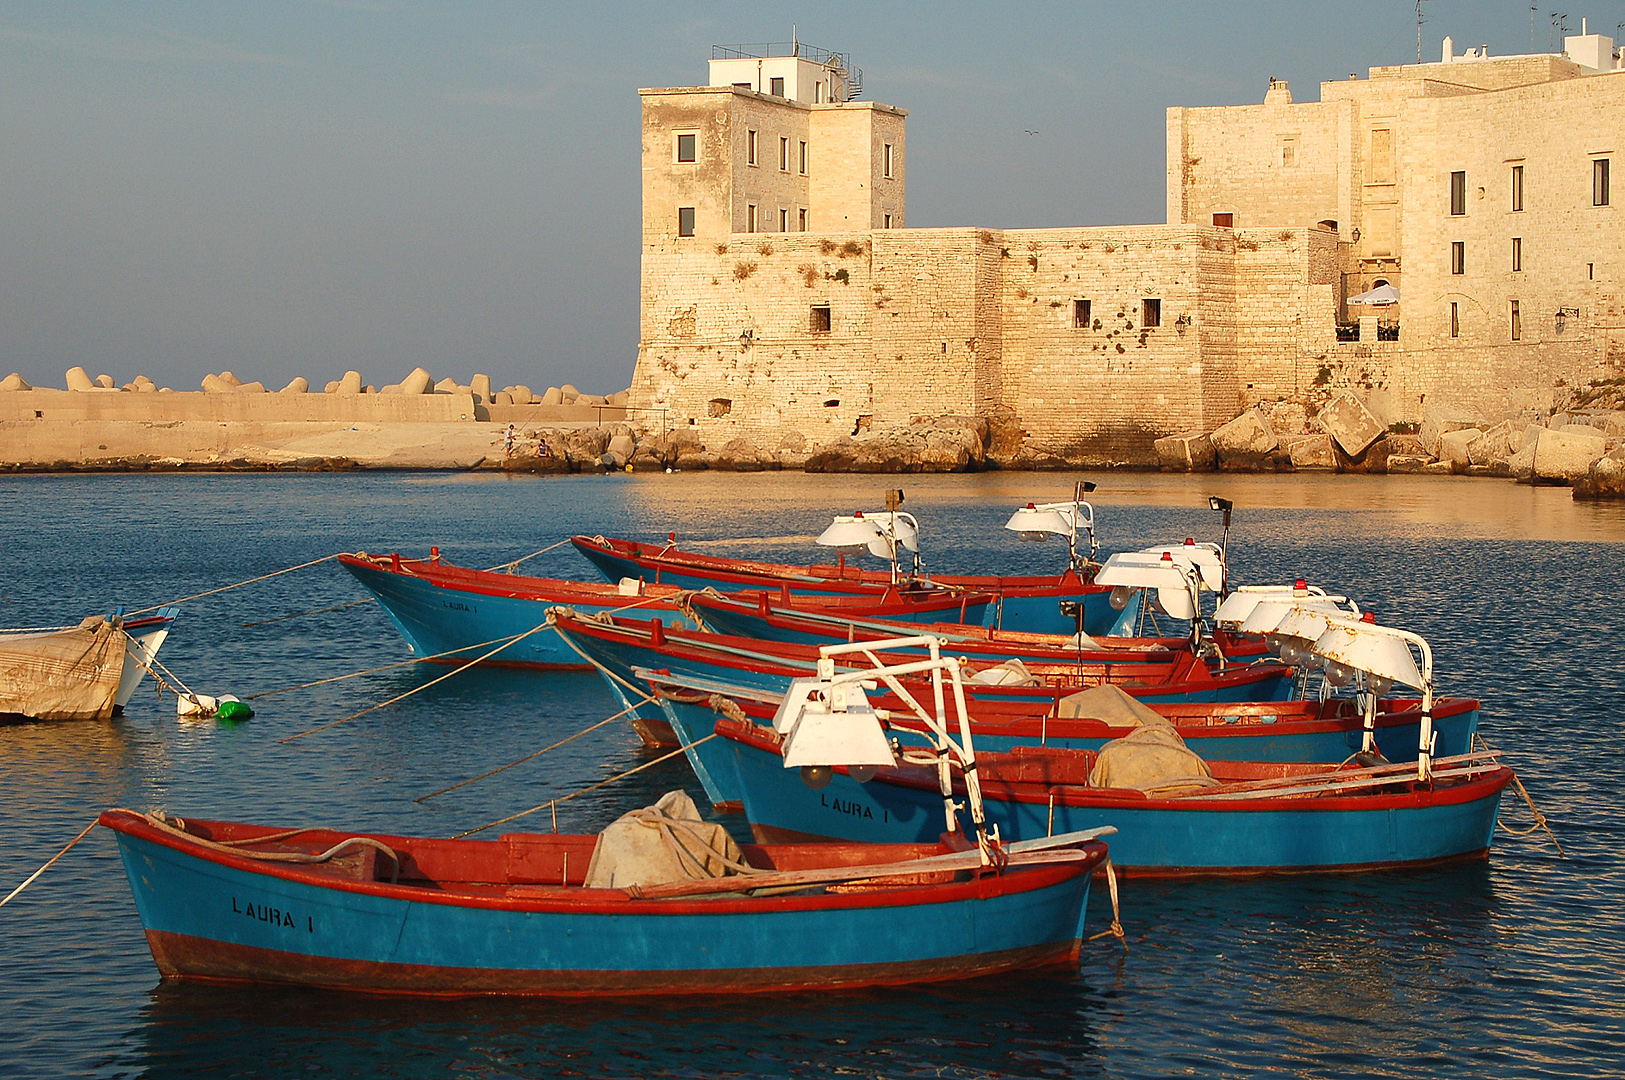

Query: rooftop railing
left=713, top=42, right=850, bottom=69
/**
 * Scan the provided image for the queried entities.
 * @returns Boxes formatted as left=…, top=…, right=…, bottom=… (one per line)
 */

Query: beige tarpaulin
left=1057, top=683, right=1172, bottom=727
left=0, top=617, right=130, bottom=721
left=583, top=790, right=753, bottom=890
left=1089, top=725, right=1220, bottom=795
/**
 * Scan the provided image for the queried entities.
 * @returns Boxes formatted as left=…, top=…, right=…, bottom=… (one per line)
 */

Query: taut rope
left=452, top=735, right=718, bottom=839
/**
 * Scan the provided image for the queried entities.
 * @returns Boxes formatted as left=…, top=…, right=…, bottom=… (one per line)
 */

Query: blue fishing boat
left=339, top=551, right=992, bottom=671
left=100, top=799, right=1110, bottom=995
left=547, top=610, right=1296, bottom=807
left=569, top=491, right=1142, bottom=637
left=708, top=621, right=1514, bottom=875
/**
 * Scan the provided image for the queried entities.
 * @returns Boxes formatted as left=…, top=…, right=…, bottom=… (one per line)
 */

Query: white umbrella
left=1347, top=284, right=1400, bottom=306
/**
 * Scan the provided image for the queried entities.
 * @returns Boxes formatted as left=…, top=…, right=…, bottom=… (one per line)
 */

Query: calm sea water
left=1, top=471, right=1622, bottom=1079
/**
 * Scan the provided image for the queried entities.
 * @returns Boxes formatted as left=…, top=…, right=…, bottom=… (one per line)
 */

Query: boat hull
left=571, top=536, right=1131, bottom=636
left=341, top=556, right=680, bottom=670
left=104, top=812, right=1102, bottom=997
left=651, top=687, right=1480, bottom=808
left=720, top=725, right=1512, bottom=876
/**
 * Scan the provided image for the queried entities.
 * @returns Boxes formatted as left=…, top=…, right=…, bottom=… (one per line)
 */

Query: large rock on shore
left=1154, top=431, right=1215, bottom=471
left=1419, top=402, right=1482, bottom=457
left=281, top=377, right=309, bottom=394
left=1438, top=428, right=1480, bottom=470
left=1574, top=450, right=1625, bottom=499
left=1316, top=392, right=1384, bottom=457
left=1287, top=434, right=1336, bottom=470
left=1532, top=428, right=1607, bottom=484
left=66, top=367, right=96, bottom=392
left=1209, top=408, right=1278, bottom=470
left=805, top=419, right=987, bottom=473
left=1, top=373, right=31, bottom=391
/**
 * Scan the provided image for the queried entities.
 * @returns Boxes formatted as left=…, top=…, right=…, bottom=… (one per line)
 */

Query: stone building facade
left=630, top=34, right=1625, bottom=461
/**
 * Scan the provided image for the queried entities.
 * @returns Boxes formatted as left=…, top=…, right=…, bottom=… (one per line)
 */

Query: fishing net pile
left=1060, top=685, right=1220, bottom=795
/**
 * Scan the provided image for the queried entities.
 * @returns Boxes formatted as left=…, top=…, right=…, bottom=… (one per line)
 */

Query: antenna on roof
left=1416, top=0, right=1430, bottom=63
left=792, top=24, right=798, bottom=57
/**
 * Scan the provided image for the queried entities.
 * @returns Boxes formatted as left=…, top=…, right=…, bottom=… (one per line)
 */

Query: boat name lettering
left=232, top=895, right=310, bottom=931
left=820, top=793, right=874, bottom=820
left=442, top=600, right=474, bottom=613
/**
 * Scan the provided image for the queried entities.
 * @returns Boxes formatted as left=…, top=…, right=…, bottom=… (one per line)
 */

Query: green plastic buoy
left=215, top=699, right=254, bottom=721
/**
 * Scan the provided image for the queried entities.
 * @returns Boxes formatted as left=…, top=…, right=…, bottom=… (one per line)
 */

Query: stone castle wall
left=632, top=223, right=1338, bottom=460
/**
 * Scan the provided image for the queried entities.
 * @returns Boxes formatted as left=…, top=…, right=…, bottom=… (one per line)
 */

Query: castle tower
left=639, top=43, right=906, bottom=244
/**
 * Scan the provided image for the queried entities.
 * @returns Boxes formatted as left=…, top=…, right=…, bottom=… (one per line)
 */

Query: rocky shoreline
left=4, top=367, right=1623, bottom=499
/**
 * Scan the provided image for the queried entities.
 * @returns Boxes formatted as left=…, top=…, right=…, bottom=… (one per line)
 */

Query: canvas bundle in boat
left=583, top=790, right=750, bottom=889
left=1089, top=725, right=1219, bottom=795
left=966, top=657, right=1043, bottom=687
left=0, top=617, right=129, bottom=721
left=1057, top=684, right=1172, bottom=727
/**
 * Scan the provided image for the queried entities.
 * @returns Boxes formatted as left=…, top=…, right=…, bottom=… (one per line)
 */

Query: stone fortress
left=629, top=29, right=1625, bottom=476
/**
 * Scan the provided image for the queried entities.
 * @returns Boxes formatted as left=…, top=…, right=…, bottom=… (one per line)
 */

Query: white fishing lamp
left=775, top=675, right=897, bottom=790
left=1139, top=539, right=1226, bottom=593
left=1004, top=485, right=1098, bottom=569
left=1215, top=581, right=1328, bottom=630
left=815, top=510, right=922, bottom=583
left=1095, top=551, right=1202, bottom=636
left=1311, top=618, right=1434, bottom=780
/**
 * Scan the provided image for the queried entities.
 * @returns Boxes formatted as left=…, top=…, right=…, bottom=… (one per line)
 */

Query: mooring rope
left=125, top=554, right=342, bottom=616
left=137, top=812, right=400, bottom=883
left=278, top=622, right=553, bottom=743
left=488, top=538, right=573, bottom=574
left=0, top=819, right=99, bottom=910
left=414, top=693, right=659, bottom=803
left=1086, top=856, right=1127, bottom=949
left=245, top=631, right=553, bottom=702
left=452, top=734, right=718, bottom=839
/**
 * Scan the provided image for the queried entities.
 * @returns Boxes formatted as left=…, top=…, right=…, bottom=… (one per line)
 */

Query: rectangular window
left=779, top=208, right=788, bottom=232
left=746, top=204, right=757, bottom=233
left=1281, top=138, right=1297, bottom=167
left=1511, top=164, right=1524, bottom=211
left=1073, top=299, right=1092, bottom=328
left=798, top=208, right=807, bottom=231
left=747, top=130, right=758, bottom=167
left=814, top=82, right=823, bottom=103
left=769, top=76, right=784, bottom=97
left=677, top=207, right=695, bottom=237
left=799, top=141, right=808, bottom=174
left=1594, top=158, right=1610, bottom=206
left=1450, top=170, right=1467, bottom=215
left=1511, top=237, right=1522, bottom=271
left=1211, top=212, right=1234, bottom=227
left=1450, top=302, right=1460, bottom=338
left=883, top=213, right=892, bottom=229
left=1451, top=241, right=1465, bottom=275
left=810, top=305, right=831, bottom=332
left=1141, top=299, right=1162, bottom=328
left=676, top=133, right=696, bottom=163
left=780, top=137, right=789, bottom=171
left=1511, top=300, right=1521, bottom=341
left=883, top=143, right=894, bottom=179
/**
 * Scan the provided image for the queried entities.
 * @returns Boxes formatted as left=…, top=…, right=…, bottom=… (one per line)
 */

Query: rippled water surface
left=1, top=471, right=1621, bottom=1079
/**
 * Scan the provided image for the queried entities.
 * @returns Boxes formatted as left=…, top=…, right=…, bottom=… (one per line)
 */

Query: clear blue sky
left=0, top=1, right=1586, bottom=394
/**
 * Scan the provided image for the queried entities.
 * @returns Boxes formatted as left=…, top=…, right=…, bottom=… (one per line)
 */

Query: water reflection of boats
left=0, top=609, right=177, bottom=722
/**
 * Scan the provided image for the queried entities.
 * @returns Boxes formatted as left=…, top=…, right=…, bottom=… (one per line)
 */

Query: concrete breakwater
left=0, top=368, right=634, bottom=472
